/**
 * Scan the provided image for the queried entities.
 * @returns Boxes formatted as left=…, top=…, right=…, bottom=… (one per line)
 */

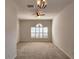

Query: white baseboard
left=54, top=44, right=71, bottom=59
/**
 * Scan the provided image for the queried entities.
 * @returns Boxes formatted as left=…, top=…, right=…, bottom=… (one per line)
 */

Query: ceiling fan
left=27, top=0, right=47, bottom=16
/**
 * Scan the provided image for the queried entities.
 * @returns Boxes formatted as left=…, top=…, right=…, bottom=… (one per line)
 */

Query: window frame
left=31, top=23, right=48, bottom=38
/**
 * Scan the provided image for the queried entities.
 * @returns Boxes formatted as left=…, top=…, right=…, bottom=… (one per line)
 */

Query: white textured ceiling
left=15, top=0, right=74, bottom=19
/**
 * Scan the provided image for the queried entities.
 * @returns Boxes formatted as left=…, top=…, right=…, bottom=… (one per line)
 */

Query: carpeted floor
left=16, top=42, right=70, bottom=59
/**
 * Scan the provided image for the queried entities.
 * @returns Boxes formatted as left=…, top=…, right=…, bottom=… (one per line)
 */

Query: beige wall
left=17, top=20, right=20, bottom=43
left=53, top=2, right=74, bottom=59
left=5, top=0, right=17, bottom=59
left=19, top=20, right=52, bottom=42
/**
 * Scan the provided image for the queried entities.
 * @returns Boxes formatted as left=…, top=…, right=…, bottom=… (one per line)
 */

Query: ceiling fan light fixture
left=35, top=0, right=47, bottom=16
left=37, top=0, right=47, bottom=9
left=37, top=0, right=40, bottom=5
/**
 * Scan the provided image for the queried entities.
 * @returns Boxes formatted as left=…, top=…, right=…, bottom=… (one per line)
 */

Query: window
left=31, top=23, right=48, bottom=38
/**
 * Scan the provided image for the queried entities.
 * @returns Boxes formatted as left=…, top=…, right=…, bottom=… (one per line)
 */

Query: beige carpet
left=16, top=42, right=70, bottom=59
